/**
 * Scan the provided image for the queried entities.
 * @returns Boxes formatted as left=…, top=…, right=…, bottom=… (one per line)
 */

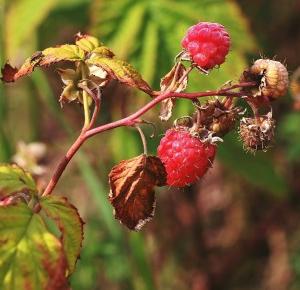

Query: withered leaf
left=1, top=45, right=85, bottom=83
left=159, top=62, right=188, bottom=121
left=1, top=63, right=18, bottom=82
left=1, top=52, right=43, bottom=82
left=109, top=154, right=166, bottom=231
left=160, top=62, right=188, bottom=92
left=87, top=56, right=152, bottom=94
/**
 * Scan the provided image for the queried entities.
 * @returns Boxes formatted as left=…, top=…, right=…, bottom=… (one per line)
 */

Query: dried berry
left=239, top=114, right=275, bottom=152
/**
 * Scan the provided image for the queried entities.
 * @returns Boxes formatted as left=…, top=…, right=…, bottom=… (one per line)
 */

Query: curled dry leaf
left=109, top=154, right=166, bottom=230
left=1, top=51, right=43, bottom=82
left=159, top=62, right=189, bottom=121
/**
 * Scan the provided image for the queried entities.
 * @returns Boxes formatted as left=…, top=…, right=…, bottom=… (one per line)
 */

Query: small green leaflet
left=40, top=195, right=84, bottom=275
left=0, top=164, right=37, bottom=198
left=0, top=202, right=69, bottom=290
left=75, top=34, right=101, bottom=52
left=42, top=44, right=85, bottom=62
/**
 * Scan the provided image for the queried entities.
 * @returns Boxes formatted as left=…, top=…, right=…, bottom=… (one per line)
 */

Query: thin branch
left=135, top=125, right=148, bottom=155
left=42, top=133, right=86, bottom=196
left=78, top=82, right=101, bottom=131
left=42, top=81, right=257, bottom=196
left=85, top=88, right=250, bottom=139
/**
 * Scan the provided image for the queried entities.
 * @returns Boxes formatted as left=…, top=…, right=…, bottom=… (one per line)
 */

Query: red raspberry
left=157, top=128, right=216, bottom=187
left=181, top=22, right=230, bottom=69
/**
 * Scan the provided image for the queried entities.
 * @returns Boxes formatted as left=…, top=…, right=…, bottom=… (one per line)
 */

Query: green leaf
left=87, top=56, right=151, bottom=93
left=218, top=134, right=288, bottom=198
left=0, top=164, right=36, bottom=198
left=75, top=34, right=100, bottom=52
left=0, top=202, right=69, bottom=290
left=91, top=46, right=115, bottom=58
left=40, top=195, right=84, bottom=275
left=42, top=44, right=85, bottom=62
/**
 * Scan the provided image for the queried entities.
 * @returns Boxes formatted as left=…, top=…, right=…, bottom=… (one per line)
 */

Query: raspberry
left=157, top=127, right=216, bottom=187
left=181, top=22, right=230, bottom=70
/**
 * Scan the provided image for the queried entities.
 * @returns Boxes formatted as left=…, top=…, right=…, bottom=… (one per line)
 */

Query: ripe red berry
left=181, top=22, right=230, bottom=70
left=157, top=127, right=216, bottom=187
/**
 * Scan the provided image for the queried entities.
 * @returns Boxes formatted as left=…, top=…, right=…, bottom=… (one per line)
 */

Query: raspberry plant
left=0, top=22, right=289, bottom=289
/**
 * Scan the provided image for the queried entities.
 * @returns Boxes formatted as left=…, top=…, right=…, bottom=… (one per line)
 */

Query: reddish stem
left=42, top=82, right=256, bottom=196
left=42, top=133, right=86, bottom=196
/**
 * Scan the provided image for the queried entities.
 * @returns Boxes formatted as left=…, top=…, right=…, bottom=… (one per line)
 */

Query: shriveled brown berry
left=192, top=99, right=241, bottom=137
left=239, top=114, right=275, bottom=152
left=241, top=59, right=288, bottom=103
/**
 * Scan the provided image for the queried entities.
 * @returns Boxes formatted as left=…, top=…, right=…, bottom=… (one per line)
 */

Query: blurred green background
left=1, top=0, right=300, bottom=289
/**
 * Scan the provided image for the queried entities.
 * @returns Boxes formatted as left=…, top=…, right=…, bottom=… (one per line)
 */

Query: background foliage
left=0, top=0, right=300, bottom=289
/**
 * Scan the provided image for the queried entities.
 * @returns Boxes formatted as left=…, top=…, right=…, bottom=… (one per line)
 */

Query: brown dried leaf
left=1, top=63, right=18, bottom=82
left=1, top=52, right=43, bottom=82
left=160, top=62, right=188, bottom=92
left=159, top=99, right=176, bottom=122
left=109, top=154, right=166, bottom=230
left=159, top=63, right=188, bottom=121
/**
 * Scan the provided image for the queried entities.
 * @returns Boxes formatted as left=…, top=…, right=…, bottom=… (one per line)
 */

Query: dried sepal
left=58, top=63, right=107, bottom=105
left=241, top=59, right=289, bottom=103
left=109, top=154, right=166, bottom=231
left=159, top=63, right=188, bottom=121
left=239, top=113, right=275, bottom=152
left=192, top=99, right=241, bottom=137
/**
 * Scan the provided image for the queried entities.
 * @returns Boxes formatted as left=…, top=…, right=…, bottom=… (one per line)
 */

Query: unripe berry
left=241, top=59, right=289, bottom=103
left=181, top=22, right=230, bottom=70
left=157, top=127, right=216, bottom=187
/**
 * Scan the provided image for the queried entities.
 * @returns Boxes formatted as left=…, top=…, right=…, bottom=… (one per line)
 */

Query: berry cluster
left=157, top=22, right=289, bottom=188
left=181, top=22, right=230, bottom=69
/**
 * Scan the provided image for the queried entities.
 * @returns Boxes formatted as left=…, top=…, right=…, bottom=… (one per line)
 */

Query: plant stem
left=135, top=125, right=148, bottom=155
left=83, top=93, right=90, bottom=127
left=42, top=133, right=86, bottom=196
left=42, top=82, right=257, bottom=196
left=81, top=63, right=90, bottom=128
